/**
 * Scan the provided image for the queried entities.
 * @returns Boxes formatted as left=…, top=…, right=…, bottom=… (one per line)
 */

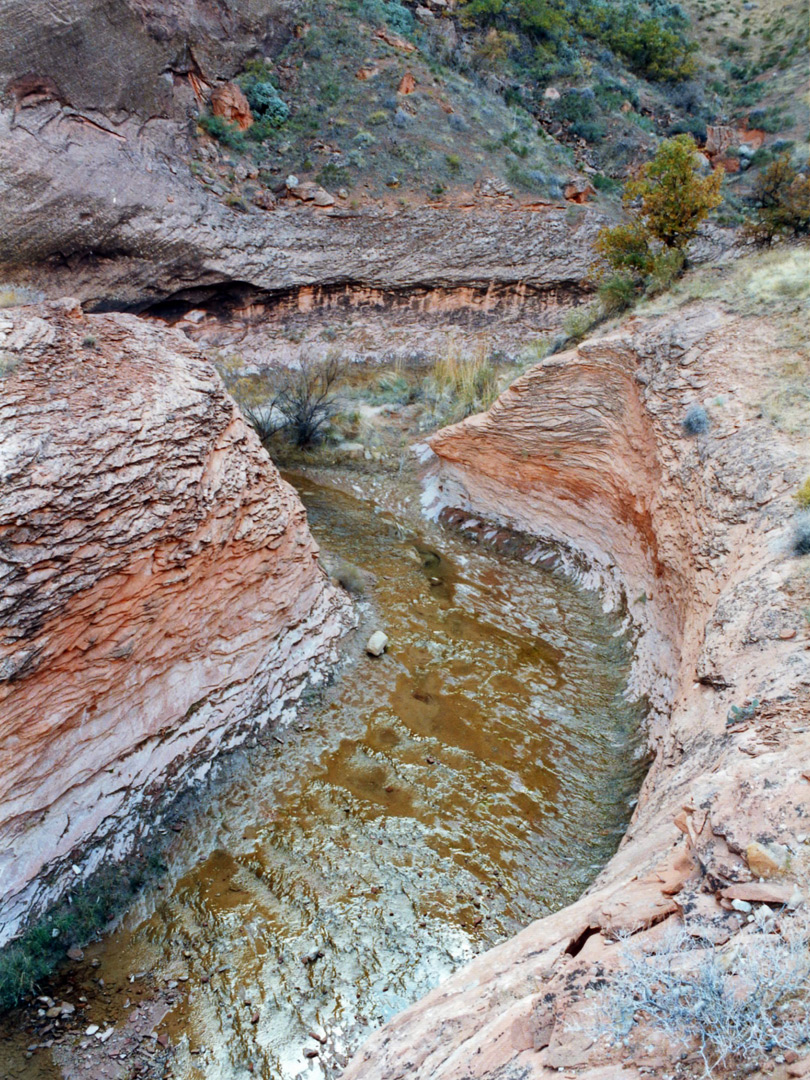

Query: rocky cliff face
left=0, top=301, right=351, bottom=946
left=0, top=0, right=601, bottom=312
left=345, top=303, right=810, bottom=1079
left=0, top=100, right=599, bottom=311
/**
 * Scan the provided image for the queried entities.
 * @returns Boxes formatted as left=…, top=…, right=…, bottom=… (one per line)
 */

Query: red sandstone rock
left=398, top=71, right=417, bottom=94
left=376, top=27, right=416, bottom=51
left=343, top=304, right=810, bottom=1080
left=210, top=82, right=253, bottom=131
left=564, top=178, right=597, bottom=203
left=0, top=303, right=351, bottom=942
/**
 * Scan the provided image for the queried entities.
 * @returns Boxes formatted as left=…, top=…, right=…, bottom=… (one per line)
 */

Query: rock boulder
left=0, top=302, right=351, bottom=943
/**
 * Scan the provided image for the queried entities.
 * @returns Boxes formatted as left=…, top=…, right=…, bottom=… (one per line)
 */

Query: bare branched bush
left=235, top=356, right=346, bottom=449
left=272, top=355, right=346, bottom=447
left=242, top=404, right=284, bottom=444
left=601, top=914, right=810, bottom=1076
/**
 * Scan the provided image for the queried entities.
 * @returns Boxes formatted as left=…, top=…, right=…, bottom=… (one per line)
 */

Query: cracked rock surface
left=343, top=303, right=810, bottom=1080
left=0, top=300, right=351, bottom=944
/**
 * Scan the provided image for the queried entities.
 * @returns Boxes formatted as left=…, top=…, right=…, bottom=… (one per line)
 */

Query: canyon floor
left=2, top=243, right=810, bottom=1080
left=1, top=0, right=809, bottom=1075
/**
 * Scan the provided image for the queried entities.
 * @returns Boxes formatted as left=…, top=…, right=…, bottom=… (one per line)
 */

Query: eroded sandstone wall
left=0, top=300, right=351, bottom=945
left=345, top=303, right=810, bottom=1080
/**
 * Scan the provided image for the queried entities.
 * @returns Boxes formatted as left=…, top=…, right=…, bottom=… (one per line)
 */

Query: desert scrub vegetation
left=458, top=0, right=697, bottom=83
left=424, top=343, right=500, bottom=424
left=600, top=913, right=810, bottom=1076
left=231, top=356, right=347, bottom=449
left=236, top=60, right=290, bottom=137
left=682, top=403, right=710, bottom=435
left=560, top=136, right=722, bottom=343
left=793, top=512, right=810, bottom=557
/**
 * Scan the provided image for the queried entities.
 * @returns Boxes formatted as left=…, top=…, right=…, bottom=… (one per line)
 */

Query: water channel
left=5, top=474, right=648, bottom=1080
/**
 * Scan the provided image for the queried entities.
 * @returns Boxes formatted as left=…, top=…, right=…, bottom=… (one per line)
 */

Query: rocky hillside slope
left=0, top=301, right=351, bottom=947
left=344, top=298, right=810, bottom=1078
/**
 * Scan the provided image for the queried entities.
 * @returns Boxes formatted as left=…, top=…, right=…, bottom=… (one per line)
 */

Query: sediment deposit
left=344, top=303, right=810, bottom=1079
left=0, top=301, right=351, bottom=946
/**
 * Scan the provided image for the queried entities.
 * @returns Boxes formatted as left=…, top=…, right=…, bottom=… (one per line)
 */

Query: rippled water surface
left=8, top=477, right=647, bottom=1079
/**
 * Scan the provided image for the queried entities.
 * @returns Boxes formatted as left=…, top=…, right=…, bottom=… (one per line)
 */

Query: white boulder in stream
left=366, top=631, right=389, bottom=656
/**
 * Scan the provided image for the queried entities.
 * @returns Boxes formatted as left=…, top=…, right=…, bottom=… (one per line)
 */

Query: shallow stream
left=5, top=475, right=647, bottom=1080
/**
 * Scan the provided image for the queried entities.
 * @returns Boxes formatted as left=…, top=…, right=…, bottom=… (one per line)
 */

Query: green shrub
left=593, top=172, right=620, bottom=193
left=198, top=112, right=247, bottom=153
left=570, top=118, right=606, bottom=143
left=645, top=247, right=686, bottom=295
left=237, top=73, right=290, bottom=130
left=359, top=0, right=415, bottom=35
left=562, top=303, right=602, bottom=343
left=598, top=271, right=637, bottom=314
left=683, top=403, right=710, bottom=435
left=317, top=162, right=347, bottom=188
left=744, top=152, right=810, bottom=244
left=608, top=16, right=698, bottom=80
left=796, top=478, right=810, bottom=510
left=595, top=219, right=655, bottom=275
left=794, top=512, right=810, bottom=557
left=554, top=88, right=599, bottom=125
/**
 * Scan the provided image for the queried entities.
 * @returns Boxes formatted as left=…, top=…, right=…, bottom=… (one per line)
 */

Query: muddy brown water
left=2, top=477, right=647, bottom=1080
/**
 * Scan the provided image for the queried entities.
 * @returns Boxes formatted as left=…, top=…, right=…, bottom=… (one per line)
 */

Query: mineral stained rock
left=344, top=304, right=810, bottom=1080
left=0, top=301, right=351, bottom=944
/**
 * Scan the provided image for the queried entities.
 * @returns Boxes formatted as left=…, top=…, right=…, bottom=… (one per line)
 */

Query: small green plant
left=0, top=854, right=166, bottom=1012
left=683, top=403, right=710, bottom=435
left=82, top=335, right=97, bottom=348
left=445, top=153, right=462, bottom=173
left=796, top=478, right=810, bottom=510
left=198, top=112, right=247, bottom=153
left=793, top=512, right=810, bottom=557
left=727, top=697, right=759, bottom=725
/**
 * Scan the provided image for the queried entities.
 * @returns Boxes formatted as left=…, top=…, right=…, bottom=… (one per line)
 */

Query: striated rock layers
left=0, top=99, right=599, bottom=312
left=0, top=0, right=600, bottom=311
left=0, top=301, right=351, bottom=946
left=346, top=303, right=810, bottom=1079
